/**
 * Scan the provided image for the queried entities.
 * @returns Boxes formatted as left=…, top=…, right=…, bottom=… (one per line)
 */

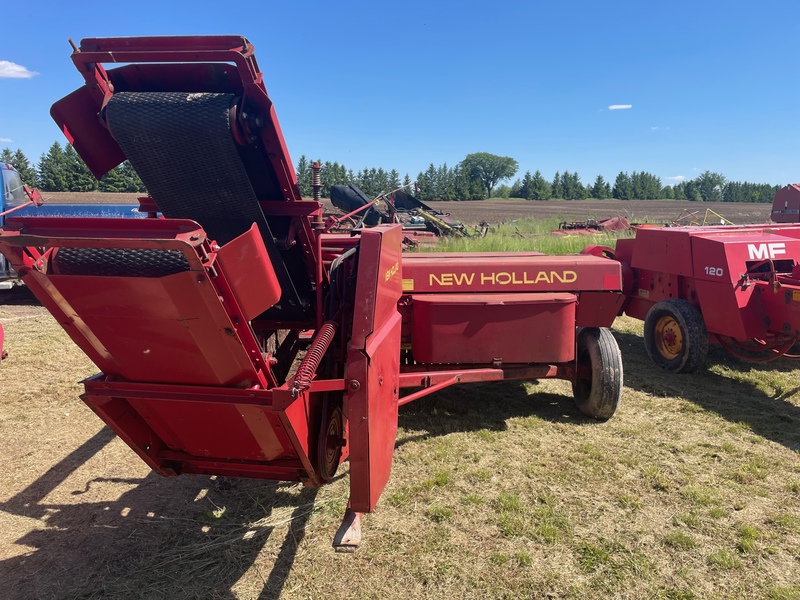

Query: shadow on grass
left=0, top=286, right=38, bottom=306
left=397, top=377, right=596, bottom=448
left=614, top=329, right=800, bottom=452
left=0, top=427, right=319, bottom=600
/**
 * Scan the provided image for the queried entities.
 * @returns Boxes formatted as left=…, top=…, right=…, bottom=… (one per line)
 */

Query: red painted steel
left=616, top=223, right=800, bottom=361
left=52, top=36, right=300, bottom=202
left=772, top=184, right=800, bottom=223
left=411, top=293, right=576, bottom=364
left=401, top=252, right=622, bottom=294
left=345, top=225, right=403, bottom=513
left=214, top=224, right=281, bottom=320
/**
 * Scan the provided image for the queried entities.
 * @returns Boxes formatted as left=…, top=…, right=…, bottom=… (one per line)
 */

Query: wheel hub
left=655, top=316, right=683, bottom=360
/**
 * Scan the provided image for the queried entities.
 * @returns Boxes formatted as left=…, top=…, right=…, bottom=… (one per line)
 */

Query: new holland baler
left=0, top=36, right=625, bottom=550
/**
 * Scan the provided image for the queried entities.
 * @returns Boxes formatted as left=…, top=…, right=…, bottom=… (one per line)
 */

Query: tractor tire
left=572, top=327, right=623, bottom=421
left=643, top=299, right=707, bottom=374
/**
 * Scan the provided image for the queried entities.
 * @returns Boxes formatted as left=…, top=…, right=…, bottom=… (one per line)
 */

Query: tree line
left=3, top=143, right=782, bottom=204
left=298, top=154, right=780, bottom=204
left=2, top=142, right=144, bottom=193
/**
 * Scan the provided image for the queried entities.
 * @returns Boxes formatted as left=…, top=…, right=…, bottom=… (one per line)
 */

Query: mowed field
left=1, top=198, right=798, bottom=599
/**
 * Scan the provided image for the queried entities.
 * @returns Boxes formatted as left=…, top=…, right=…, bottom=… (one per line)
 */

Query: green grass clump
left=422, top=217, right=630, bottom=255
left=707, top=548, right=741, bottom=569
left=664, top=531, right=696, bottom=550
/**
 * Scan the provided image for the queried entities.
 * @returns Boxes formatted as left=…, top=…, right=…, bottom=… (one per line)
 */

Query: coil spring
left=312, top=161, right=322, bottom=201
left=292, top=320, right=338, bottom=395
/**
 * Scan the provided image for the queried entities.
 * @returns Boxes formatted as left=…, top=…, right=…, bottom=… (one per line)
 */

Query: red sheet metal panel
left=411, top=293, right=576, bottom=364
left=346, top=225, right=403, bottom=513
left=214, top=223, right=281, bottom=321
left=758, top=282, right=800, bottom=336
left=44, top=271, right=260, bottom=386
left=401, top=253, right=621, bottom=294
left=82, top=379, right=309, bottom=481
left=630, top=227, right=695, bottom=277
left=772, top=184, right=800, bottom=223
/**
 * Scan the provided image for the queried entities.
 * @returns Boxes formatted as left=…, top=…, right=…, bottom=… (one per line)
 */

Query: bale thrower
left=0, top=36, right=625, bottom=550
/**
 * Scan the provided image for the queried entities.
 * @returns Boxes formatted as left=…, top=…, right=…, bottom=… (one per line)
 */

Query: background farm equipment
left=0, top=35, right=626, bottom=550
left=597, top=222, right=800, bottom=372
left=553, top=216, right=630, bottom=235
left=1, top=163, right=144, bottom=290
left=328, top=182, right=472, bottom=244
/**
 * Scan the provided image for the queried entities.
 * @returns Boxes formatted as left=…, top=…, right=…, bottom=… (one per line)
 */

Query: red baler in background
left=597, top=221, right=800, bottom=372
left=0, top=36, right=624, bottom=550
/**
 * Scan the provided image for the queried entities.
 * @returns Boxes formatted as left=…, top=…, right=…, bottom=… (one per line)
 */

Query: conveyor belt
left=104, top=91, right=306, bottom=317
left=106, top=92, right=262, bottom=245
left=53, top=247, right=190, bottom=277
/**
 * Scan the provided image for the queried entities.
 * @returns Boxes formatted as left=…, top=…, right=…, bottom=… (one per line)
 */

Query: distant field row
left=38, top=192, right=774, bottom=227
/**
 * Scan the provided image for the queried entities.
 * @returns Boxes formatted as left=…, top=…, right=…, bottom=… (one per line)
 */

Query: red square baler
left=0, top=36, right=625, bottom=550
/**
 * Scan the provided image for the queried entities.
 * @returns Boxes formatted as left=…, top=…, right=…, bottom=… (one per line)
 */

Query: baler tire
left=643, top=299, right=707, bottom=374
left=317, top=405, right=344, bottom=482
left=572, top=327, right=623, bottom=421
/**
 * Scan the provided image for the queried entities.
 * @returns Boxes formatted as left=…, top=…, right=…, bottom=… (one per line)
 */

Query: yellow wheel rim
left=654, top=315, right=683, bottom=360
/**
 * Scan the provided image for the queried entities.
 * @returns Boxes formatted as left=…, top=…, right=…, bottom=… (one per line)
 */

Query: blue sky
left=1, top=1, right=798, bottom=188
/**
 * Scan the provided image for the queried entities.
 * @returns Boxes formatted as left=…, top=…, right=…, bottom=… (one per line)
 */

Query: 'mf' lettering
left=747, top=242, right=786, bottom=260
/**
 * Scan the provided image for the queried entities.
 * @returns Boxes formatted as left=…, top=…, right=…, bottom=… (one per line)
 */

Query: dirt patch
left=421, top=199, right=772, bottom=226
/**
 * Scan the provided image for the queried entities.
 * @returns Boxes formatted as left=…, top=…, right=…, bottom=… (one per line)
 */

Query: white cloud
left=664, top=176, right=685, bottom=183
left=0, top=137, right=11, bottom=143
left=0, top=61, right=38, bottom=79
left=608, top=104, right=632, bottom=110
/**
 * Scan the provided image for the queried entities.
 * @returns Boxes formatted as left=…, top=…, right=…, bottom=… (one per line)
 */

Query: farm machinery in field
left=328, top=182, right=472, bottom=245
left=585, top=217, right=800, bottom=372
left=0, top=36, right=625, bottom=549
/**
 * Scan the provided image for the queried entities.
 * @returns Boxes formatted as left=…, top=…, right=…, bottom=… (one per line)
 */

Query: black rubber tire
left=317, top=404, right=344, bottom=482
left=643, top=299, right=708, bottom=374
left=572, top=327, right=623, bottom=421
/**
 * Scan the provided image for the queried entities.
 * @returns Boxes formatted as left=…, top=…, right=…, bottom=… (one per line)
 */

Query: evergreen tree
left=64, top=144, right=97, bottom=191
left=120, top=161, right=145, bottom=192
left=551, top=171, right=563, bottom=199
left=509, top=178, right=523, bottom=198
left=591, top=175, right=608, bottom=199
left=12, top=149, right=36, bottom=186
left=612, top=172, right=632, bottom=200
left=98, top=165, right=129, bottom=192
left=1, top=148, right=36, bottom=186
left=37, top=142, right=69, bottom=192
left=388, top=169, right=401, bottom=191
left=562, top=171, right=584, bottom=199
left=518, top=171, right=534, bottom=200
left=98, top=161, right=143, bottom=192
left=296, top=155, right=311, bottom=197
left=531, top=170, right=551, bottom=200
